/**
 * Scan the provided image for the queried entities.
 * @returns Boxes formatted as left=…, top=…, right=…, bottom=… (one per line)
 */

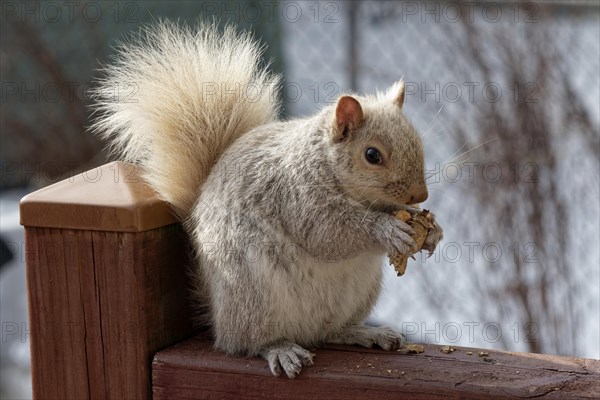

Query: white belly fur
left=266, top=251, right=385, bottom=345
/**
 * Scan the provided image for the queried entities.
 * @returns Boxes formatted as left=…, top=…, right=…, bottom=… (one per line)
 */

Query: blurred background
left=1, top=1, right=598, bottom=398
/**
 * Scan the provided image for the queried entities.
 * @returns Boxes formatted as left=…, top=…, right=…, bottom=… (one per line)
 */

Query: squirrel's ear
left=389, top=80, right=406, bottom=108
left=333, top=96, right=364, bottom=142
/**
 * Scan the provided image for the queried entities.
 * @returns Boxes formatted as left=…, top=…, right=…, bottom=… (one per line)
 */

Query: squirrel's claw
left=422, top=212, right=443, bottom=256
left=261, top=341, right=315, bottom=378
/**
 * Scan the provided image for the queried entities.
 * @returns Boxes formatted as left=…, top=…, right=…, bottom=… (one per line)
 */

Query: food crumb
left=397, top=343, right=425, bottom=354
left=387, top=369, right=392, bottom=374
left=477, top=351, right=489, bottom=357
left=440, top=345, right=456, bottom=354
left=466, top=351, right=473, bottom=355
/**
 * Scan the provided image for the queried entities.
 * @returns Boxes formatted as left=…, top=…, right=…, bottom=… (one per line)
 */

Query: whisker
left=421, top=106, right=444, bottom=139
left=425, top=137, right=497, bottom=185
left=442, top=141, right=470, bottom=166
left=361, top=198, right=380, bottom=224
left=339, top=182, right=385, bottom=216
left=423, top=120, right=459, bottom=145
left=444, top=137, right=498, bottom=165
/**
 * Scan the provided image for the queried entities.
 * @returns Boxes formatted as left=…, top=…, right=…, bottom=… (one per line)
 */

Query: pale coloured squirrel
left=91, top=20, right=443, bottom=378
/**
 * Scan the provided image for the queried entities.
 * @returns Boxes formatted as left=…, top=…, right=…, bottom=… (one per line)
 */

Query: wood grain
left=153, top=335, right=600, bottom=400
left=25, top=225, right=193, bottom=399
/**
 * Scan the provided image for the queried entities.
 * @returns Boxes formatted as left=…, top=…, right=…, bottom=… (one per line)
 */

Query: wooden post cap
left=20, top=161, right=178, bottom=232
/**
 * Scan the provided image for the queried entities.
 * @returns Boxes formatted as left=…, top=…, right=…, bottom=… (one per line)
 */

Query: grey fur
left=190, top=99, right=443, bottom=377
left=92, top=21, right=443, bottom=378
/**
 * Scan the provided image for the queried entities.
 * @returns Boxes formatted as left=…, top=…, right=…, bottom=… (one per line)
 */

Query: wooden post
left=20, top=161, right=193, bottom=400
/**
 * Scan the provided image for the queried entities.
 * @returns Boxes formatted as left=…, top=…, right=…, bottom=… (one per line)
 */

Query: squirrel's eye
left=365, top=147, right=383, bottom=164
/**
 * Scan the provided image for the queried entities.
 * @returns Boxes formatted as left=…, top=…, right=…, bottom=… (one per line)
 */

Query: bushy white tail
left=91, top=20, right=281, bottom=217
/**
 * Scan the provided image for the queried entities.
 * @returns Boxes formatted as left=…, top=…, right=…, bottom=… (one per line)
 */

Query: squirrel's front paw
left=327, top=324, right=405, bottom=350
left=422, top=212, right=443, bottom=255
left=373, top=215, right=418, bottom=255
left=260, top=341, right=315, bottom=378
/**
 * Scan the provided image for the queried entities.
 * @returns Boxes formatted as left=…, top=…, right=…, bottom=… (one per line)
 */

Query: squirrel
left=91, top=20, right=443, bottom=378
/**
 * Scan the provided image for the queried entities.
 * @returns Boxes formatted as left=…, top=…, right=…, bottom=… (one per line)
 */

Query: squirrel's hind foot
left=260, top=341, right=316, bottom=378
left=327, top=324, right=405, bottom=351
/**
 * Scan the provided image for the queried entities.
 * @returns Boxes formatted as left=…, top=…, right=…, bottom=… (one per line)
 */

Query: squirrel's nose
left=407, top=185, right=428, bottom=205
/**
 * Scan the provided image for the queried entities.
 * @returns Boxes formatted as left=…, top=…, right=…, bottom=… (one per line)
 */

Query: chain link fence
left=1, top=1, right=599, bottom=398
left=282, top=0, right=599, bottom=358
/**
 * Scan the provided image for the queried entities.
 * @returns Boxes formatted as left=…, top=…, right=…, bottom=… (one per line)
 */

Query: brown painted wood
left=25, top=225, right=193, bottom=399
left=20, top=161, right=177, bottom=232
left=22, top=161, right=193, bottom=400
left=152, top=335, right=600, bottom=399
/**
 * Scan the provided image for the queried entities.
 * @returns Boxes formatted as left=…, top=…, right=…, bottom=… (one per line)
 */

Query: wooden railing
left=21, top=162, right=599, bottom=399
